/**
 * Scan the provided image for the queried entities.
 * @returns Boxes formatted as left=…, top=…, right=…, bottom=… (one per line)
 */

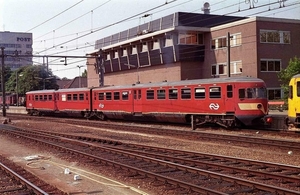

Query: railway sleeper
left=191, top=115, right=236, bottom=130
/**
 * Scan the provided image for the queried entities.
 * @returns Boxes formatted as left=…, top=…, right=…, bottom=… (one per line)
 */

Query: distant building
left=0, top=31, right=33, bottom=71
left=56, top=77, right=87, bottom=89
left=87, top=12, right=300, bottom=100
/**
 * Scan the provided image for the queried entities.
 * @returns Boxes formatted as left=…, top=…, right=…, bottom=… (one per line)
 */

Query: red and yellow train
left=26, top=77, right=269, bottom=129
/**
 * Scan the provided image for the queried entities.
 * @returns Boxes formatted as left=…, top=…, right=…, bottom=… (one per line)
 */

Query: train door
left=225, top=84, right=235, bottom=113
left=54, top=92, right=59, bottom=111
left=133, top=89, right=142, bottom=113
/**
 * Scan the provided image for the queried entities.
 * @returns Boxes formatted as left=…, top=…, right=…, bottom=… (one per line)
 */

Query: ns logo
left=209, top=103, right=219, bottom=110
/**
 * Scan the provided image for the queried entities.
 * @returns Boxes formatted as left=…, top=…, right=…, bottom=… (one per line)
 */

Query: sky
left=0, top=0, right=299, bottom=79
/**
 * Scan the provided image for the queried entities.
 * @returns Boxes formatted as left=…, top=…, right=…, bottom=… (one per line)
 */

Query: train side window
left=122, top=91, right=129, bottom=100
left=98, top=93, right=104, bottom=100
left=79, top=94, right=84, bottom=100
left=289, top=85, right=293, bottom=99
left=114, top=92, right=120, bottom=100
left=73, top=94, right=78, bottom=101
left=138, top=90, right=141, bottom=99
left=227, top=85, right=233, bottom=98
left=209, top=87, right=221, bottom=98
left=195, top=88, right=205, bottom=99
left=169, top=89, right=178, bottom=99
left=239, top=89, right=245, bottom=98
left=48, top=95, right=52, bottom=100
left=43, top=95, right=47, bottom=100
left=157, top=89, right=166, bottom=99
left=67, top=94, right=72, bottom=101
left=181, top=88, right=191, bottom=99
left=39, top=95, right=43, bottom=101
left=146, top=90, right=154, bottom=100
left=106, top=92, right=112, bottom=100
left=297, top=81, right=300, bottom=97
left=35, top=95, right=38, bottom=101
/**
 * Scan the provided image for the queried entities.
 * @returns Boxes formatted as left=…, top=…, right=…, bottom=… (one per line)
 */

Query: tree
left=82, top=69, right=87, bottom=77
left=277, top=57, right=300, bottom=100
left=6, top=65, right=59, bottom=95
left=0, top=66, right=12, bottom=92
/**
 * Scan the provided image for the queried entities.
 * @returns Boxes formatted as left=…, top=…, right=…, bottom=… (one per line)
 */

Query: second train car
left=26, top=77, right=269, bottom=129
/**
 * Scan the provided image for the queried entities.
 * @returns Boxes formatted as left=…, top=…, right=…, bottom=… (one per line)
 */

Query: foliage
left=0, top=66, right=12, bottom=92
left=277, top=57, right=300, bottom=100
left=82, top=69, right=87, bottom=77
left=5, top=65, right=59, bottom=95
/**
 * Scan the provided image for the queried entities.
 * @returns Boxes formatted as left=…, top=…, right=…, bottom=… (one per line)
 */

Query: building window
left=268, top=89, right=281, bottom=100
left=230, top=61, right=242, bottom=74
left=230, top=33, right=242, bottom=46
left=260, top=59, right=281, bottom=72
left=161, top=34, right=173, bottom=48
left=260, top=30, right=290, bottom=44
left=212, top=64, right=227, bottom=76
left=179, top=33, right=202, bottom=45
left=211, top=37, right=227, bottom=49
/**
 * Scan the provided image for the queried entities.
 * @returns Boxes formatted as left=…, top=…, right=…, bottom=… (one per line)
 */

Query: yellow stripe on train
left=238, top=103, right=266, bottom=114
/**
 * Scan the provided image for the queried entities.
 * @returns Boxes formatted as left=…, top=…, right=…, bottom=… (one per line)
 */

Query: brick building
left=87, top=12, right=300, bottom=100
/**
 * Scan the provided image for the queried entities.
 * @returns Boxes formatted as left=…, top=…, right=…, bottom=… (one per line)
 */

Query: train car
left=287, top=74, right=300, bottom=128
left=26, top=88, right=92, bottom=117
left=0, top=93, right=17, bottom=106
left=26, top=77, right=268, bottom=129
left=54, top=88, right=92, bottom=117
left=26, top=90, right=57, bottom=115
left=90, top=77, right=268, bottom=129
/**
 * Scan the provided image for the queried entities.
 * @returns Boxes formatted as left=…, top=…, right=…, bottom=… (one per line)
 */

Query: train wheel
left=95, top=112, right=106, bottom=121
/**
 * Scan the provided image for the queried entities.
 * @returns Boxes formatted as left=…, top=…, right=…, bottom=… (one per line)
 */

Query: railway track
left=0, top=154, right=65, bottom=195
left=9, top=114, right=300, bottom=152
left=1, top=125, right=299, bottom=194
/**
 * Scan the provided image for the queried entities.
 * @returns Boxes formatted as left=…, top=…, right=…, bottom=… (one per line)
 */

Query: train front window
left=255, top=87, right=267, bottom=98
left=239, top=87, right=267, bottom=99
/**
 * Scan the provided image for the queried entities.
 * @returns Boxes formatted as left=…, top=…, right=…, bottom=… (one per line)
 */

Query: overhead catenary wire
left=19, top=0, right=299, bottom=77
left=26, top=0, right=85, bottom=33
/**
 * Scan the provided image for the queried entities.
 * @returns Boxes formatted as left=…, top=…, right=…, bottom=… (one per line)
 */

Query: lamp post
left=125, top=64, right=140, bottom=84
left=77, top=65, right=83, bottom=88
left=16, top=72, right=23, bottom=107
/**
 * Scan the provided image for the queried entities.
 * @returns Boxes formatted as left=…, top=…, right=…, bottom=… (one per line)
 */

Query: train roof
left=26, top=88, right=92, bottom=94
left=26, top=77, right=264, bottom=94
left=93, top=77, right=265, bottom=90
left=292, top=74, right=300, bottom=78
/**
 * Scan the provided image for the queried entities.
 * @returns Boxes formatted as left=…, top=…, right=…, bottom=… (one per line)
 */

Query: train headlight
left=257, top=104, right=262, bottom=109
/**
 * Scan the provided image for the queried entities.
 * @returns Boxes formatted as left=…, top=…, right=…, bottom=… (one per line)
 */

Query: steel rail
left=3, top=129, right=300, bottom=194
